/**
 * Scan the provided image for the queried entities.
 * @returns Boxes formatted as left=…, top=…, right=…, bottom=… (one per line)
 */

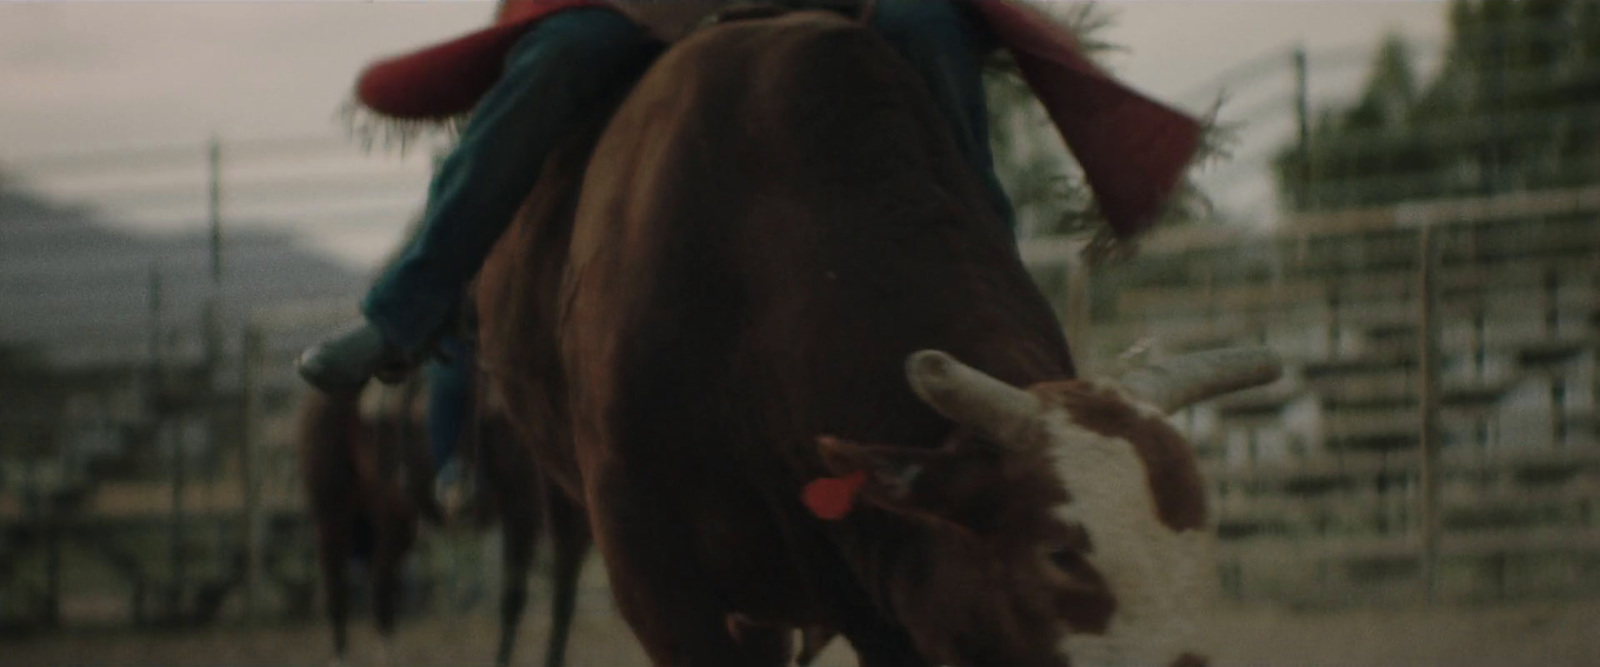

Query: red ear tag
left=802, top=471, right=869, bottom=520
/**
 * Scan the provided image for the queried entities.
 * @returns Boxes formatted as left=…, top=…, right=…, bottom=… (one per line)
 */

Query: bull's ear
left=816, top=435, right=942, bottom=502
left=807, top=435, right=968, bottom=523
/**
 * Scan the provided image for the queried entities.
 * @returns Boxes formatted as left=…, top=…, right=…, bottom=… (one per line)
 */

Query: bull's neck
left=828, top=509, right=932, bottom=626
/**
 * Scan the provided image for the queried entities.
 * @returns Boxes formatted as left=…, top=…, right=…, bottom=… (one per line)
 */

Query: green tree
left=1275, top=0, right=1600, bottom=212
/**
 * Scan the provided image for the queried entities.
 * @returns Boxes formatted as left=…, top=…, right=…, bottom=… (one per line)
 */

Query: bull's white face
left=900, top=349, right=1275, bottom=667
left=815, top=349, right=1275, bottom=667
left=1035, top=380, right=1216, bottom=667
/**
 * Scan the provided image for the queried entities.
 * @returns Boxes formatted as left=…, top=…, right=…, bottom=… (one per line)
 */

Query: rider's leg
left=426, top=335, right=477, bottom=512
left=299, top=8, right=662, bottom=392
left=425, top=336, right=474, bottom=471
left=870, top=0, right=1016, bottom=229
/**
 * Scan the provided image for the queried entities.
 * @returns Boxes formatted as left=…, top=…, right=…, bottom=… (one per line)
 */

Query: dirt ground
left=12, top=596, right=1600, bottom=667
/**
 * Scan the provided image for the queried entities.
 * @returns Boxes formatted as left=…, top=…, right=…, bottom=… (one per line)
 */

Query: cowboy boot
left=296, top=322, right=415, bottom=394
left=432, top=458, right=478, bottom=526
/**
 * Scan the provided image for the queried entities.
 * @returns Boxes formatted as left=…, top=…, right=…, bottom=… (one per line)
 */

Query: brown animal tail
left=296, top=390, right=366, bottom=508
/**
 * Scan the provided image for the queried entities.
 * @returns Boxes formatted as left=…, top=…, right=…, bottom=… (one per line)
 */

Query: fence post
left=146, top=262, right=187, bottom=618
left=240, top=324, right=265, bottom=620
left=43, top=476, right=62, bottom=628
left=167, top=403, right=187, bottom=617
left=1417, top=224, right=1443, bottom=604
left=1065, top=241, right=1092, bottom=374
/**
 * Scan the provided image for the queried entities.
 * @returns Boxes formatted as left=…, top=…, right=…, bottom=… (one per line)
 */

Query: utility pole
left=1292, top=46, right=1311, bottom=212
left=200, top=134, right=226, bottom=620
left=171, top=135, right=226, bottom=621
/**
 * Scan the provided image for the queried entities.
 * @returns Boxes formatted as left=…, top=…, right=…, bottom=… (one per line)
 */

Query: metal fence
left=1025, top=187, right=1600, bottom=606
left=0, top=129, right=446, bottom=628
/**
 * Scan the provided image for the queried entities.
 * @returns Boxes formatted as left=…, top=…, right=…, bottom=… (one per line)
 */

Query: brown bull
left=477, top=9, right=1276, bottom=667
left=473, top=393, right=594, bottom=667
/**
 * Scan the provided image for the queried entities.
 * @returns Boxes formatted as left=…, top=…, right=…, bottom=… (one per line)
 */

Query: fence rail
left=1025, top=182, right=1600, bottom=605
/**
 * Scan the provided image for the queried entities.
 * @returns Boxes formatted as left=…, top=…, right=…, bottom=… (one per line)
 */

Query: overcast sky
left=0, top=1, right=1449, bottom=265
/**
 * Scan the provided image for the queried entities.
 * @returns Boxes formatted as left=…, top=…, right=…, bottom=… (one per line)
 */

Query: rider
left=300, top=0, right=1017, bottom=391
left=297, top=0, right=1202, bottom=394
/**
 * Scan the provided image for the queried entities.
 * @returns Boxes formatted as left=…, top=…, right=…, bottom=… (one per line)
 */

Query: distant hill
left=0, top=183, right=368, bottom=366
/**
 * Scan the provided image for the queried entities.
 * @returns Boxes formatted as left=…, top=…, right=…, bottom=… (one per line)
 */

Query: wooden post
left=168, top=408, right=187, bottom=618
left=1544, top=268, right=1560, bottom=335
left=1065, top=242, right=1092, bottom=375
left=240, top=324, right=265, bottom=620
left=203, top=299, right=226, bottom=563
left=1417, top=224, right=1443, bottom=604
left=147, top=263, right=185, bottom=618
left=44, top=511, right=62, bottom=628
left=25, top=457, right=62, bottom=628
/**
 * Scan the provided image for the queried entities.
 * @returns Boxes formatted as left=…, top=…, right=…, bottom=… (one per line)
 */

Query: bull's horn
left=906, top=350, right=1040, bottom=439
left=1117, top=347, right=1284, bottom=414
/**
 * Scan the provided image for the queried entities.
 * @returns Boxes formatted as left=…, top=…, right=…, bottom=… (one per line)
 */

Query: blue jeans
left=364, top=2, right=1013, bottom=354
left=364, top=9, right=662, bottom=353
left=425, top=334, right=475, bottom=470
left=871, top=0, right=1014, bottom=228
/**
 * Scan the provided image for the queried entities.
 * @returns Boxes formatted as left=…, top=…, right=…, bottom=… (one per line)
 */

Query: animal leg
left=372, top=517, right=410, bottom=653
left=585, top=468, right=787, bottom=667
left=543, top=485, right=591, bottom=667
left=495, top=499, right=539, bottom=667
left=315, top=518, right=352, bottom=664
